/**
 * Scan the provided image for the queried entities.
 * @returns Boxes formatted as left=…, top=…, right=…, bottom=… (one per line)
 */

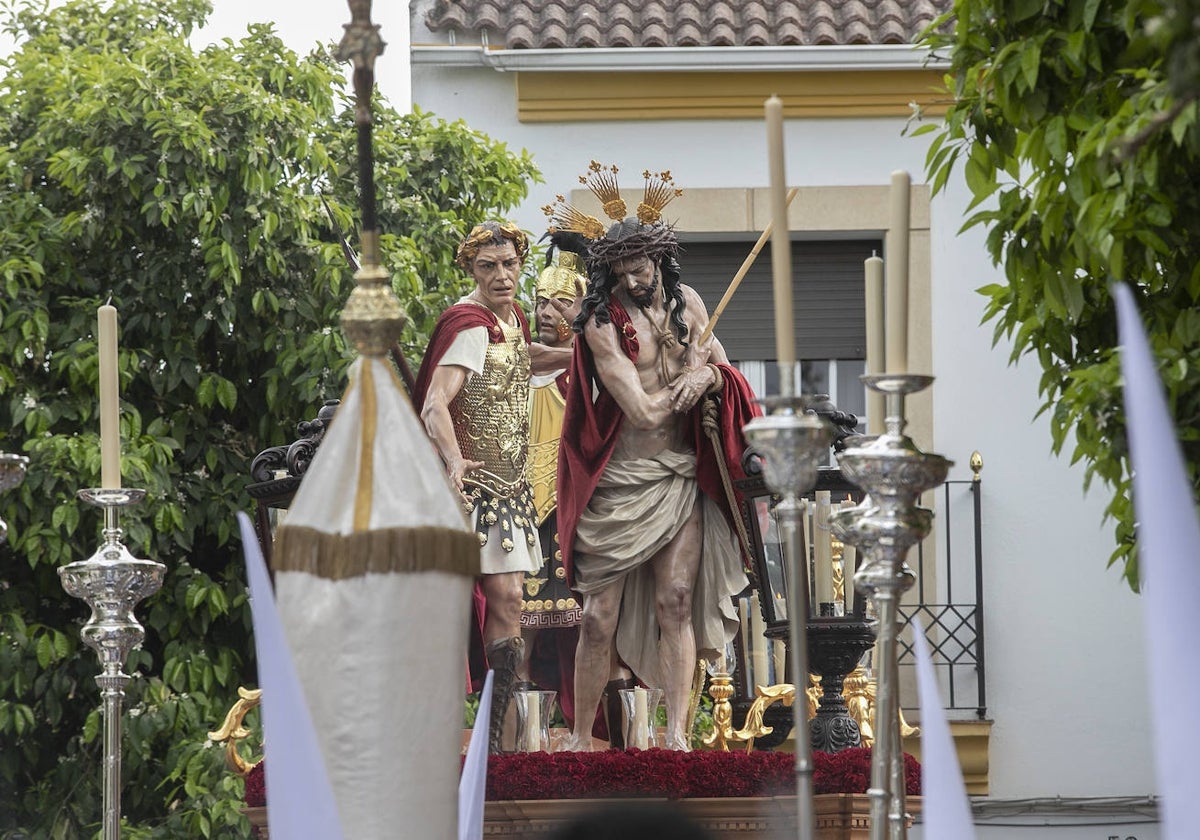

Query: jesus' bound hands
left=669, top=365, right=718, bottom=414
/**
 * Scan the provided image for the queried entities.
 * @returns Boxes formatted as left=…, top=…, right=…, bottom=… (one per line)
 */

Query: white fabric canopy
left=239, top=512, right=345, bottom=840
left=273, top=356, right=478, bottom=840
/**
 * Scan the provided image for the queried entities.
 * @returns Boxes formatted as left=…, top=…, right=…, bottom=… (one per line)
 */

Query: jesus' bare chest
left=626, top=304, right=690, bottom=391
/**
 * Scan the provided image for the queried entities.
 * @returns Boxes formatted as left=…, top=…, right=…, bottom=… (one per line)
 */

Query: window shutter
left=679, top=238, right=879, bottom=363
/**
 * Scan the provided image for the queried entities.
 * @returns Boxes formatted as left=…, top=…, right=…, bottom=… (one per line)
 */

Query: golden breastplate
left=451, top=322, right=531, bottom=497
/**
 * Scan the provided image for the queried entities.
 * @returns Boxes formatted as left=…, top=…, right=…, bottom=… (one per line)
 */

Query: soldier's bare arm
left=420, top=364, right=484, bottom=494
left=529, top=341, right=573, bottom=374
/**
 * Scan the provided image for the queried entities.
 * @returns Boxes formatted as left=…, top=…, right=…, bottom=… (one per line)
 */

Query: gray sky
left=2, top=0, right=412, bottom=109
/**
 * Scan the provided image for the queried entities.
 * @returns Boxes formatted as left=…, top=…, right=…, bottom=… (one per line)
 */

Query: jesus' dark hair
left=575, top=253, right=688, bottom=346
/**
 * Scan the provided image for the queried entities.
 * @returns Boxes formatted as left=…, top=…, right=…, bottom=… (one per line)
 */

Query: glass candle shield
left=619, top=687, right=664, bottom=750
left=514, top=690, right=556, bottom=753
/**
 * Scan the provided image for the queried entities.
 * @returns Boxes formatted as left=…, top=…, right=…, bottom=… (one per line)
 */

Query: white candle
left=772, top=639, right=786, bottom=686
left=765, top=96, right=795, bottom=371
left=800, top=499, right=812, bottom=613
left=98, top=304, right=121, bottom=489
left=864, top=254, right=885, bottom=433
left=738, top=597, right=752, bottom=687
left=886, top=170, right=911, bottom=374
left=813, top=491, right=834, bottom=608
left=749, top=593, right=768, bottom=690
left=632, top=687, right=649, bottom=750
left=840, top=498, right=858, bottom=614
left=524, top=693, right=541, bottom=752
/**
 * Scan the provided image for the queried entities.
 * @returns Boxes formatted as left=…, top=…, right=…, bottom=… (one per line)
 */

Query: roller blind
left=678, top=238, right=879, bottom=363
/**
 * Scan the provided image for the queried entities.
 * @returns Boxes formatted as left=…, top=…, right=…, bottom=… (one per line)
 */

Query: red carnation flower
left=244, top=761, right=266, bottom=807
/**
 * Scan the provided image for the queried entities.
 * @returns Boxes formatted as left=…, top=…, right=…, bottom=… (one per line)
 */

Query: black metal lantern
left=740, top=465, right=865, bottom=633
left=732, top=396, right=877, bottom=753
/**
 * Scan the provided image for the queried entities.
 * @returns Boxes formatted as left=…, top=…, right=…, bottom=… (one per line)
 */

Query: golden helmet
left=535, top=250, right=586, bottom=301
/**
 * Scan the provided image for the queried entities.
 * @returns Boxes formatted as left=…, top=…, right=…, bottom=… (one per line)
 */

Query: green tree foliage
left=0, top=0, right=538, bottom=836
left=917, top=0, right=1200, bottom=588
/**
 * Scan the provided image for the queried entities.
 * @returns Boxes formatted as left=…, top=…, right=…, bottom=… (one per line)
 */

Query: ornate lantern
left=733, top=396, right=877, bottom=753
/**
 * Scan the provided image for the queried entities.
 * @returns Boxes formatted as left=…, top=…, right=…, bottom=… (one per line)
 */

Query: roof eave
left=410, top=44, right=941, bottom=73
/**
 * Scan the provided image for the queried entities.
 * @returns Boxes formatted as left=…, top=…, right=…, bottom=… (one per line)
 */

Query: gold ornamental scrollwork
left=706, top=668, right=918, bottom=753
left=207, top=686, right=263, bottom=776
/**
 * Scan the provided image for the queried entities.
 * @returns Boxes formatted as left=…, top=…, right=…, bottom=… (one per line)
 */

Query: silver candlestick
left=831, top=374, right=951, bottom=840
left=742, top=387, right=832, bottom=840
left=59, top=488, right=166, bottom=840
left=0, top=453, right=30, bottom=543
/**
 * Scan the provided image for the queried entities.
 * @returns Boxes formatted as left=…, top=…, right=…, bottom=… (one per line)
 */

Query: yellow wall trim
left=517, top=69, right=947, bottom=123
left=905, top=719, right=993, bottom=796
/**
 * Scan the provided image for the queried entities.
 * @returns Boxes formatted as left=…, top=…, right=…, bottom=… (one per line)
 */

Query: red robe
left=413, top=301, right=532, bottom=694
left=556, top=295, right=763, bottom=587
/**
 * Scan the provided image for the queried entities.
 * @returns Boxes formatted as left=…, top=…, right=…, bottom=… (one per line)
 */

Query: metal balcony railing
left=734, top=457, right=987, bottom=720
left=898, top=469, right=986, bottom=718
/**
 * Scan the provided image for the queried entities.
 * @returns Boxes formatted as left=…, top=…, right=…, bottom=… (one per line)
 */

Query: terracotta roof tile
left=744, top=0, right=771, bottom=25
left=643, top=1, right=671, bottom=25
left=844, top=20, right=875, bottom=46
left=676, top=20, right=705, bottom=47
left=711, top=1, right=737, bottom=25
left=710, top=23, right=737, bottom=47
left=576, top=23, right=604, bottom=49
left=744, top=25, right=771, bottom=47
left=609, top=23, right=637, bottom=48
left=809, top=20, right=840, bottom=46
left=424, top=0, right=951, bottom=48
left=643, top=24, right=672, bottom=48
left=508, top=24, right=534, bottom=49
left=611, top=2, right=637, bottom=25
left=878, top=0, right=910, bottom=23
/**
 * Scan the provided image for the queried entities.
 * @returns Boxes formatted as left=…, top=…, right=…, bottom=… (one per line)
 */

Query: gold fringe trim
left=272, top=525, right=481, bottom=580
left=354, top=360, right=378, bottom=531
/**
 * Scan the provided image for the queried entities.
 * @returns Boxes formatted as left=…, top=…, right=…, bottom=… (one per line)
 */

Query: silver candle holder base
left=59, top=488, right=165, bottom=840
left=831, top=374, right=951, bottom=840
left=743, top=393, right=832, bottom=840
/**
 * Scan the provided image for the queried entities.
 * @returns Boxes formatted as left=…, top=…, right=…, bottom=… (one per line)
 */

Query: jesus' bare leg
left=565, top=581, right=623, bottom=751
left=651, top=501, right=703, bottom=750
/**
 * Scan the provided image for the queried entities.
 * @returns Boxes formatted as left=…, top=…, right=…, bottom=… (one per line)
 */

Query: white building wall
left=931, top=197, right=1153, bottom=802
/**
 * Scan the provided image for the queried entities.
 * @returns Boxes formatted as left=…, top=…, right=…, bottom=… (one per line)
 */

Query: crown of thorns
left=541, top=162, right=683, bottom=264
left=586, top=218, right=681, bottom=264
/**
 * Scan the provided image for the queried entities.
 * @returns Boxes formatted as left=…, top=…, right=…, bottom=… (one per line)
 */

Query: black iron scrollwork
left=248, top=400, right=340, bottom=486
left=805, top=394, right=860, bottom=452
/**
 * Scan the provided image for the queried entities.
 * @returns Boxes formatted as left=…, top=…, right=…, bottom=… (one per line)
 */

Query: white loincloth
left=573, top=448, right=746, bottom=690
